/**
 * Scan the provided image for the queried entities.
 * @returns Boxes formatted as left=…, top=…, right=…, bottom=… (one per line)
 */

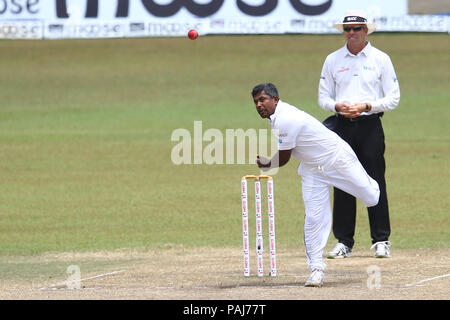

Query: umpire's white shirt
left=269, top=100, right=343, bottom=167
left=318, top=41, right=400, bottom=114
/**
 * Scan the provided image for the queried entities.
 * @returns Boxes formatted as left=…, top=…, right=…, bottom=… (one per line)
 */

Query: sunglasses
left=343, top=26, right=363, bottom=32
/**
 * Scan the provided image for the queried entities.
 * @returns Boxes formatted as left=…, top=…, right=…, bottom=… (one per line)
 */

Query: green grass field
left=0, top=34, right=449, bottom=257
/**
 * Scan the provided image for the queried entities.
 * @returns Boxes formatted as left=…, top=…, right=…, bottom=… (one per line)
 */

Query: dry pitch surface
left=1, top=247, right=449, bottom=300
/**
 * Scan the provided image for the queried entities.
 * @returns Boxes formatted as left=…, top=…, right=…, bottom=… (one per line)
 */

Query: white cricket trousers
left=298, top=142, right=380, bottom=271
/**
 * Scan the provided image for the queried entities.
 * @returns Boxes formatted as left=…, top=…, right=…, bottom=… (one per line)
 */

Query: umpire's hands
left=336, top=102, right=368, bottom=118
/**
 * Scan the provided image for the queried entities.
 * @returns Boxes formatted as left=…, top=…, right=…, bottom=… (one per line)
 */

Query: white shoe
left=370, top=241, right=391, bottom=258
left=304, top=269, right=324, bottom=287
left=327, top=243, right=352, bottom=259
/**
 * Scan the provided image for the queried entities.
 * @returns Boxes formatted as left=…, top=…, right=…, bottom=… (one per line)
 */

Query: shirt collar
left=344, top=41, right=372, bottom=57
left=269, top=99, right=284, bottom=124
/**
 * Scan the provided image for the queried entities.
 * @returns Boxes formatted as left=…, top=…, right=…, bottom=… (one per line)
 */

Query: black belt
left=337, top=112, right=383, bottom=122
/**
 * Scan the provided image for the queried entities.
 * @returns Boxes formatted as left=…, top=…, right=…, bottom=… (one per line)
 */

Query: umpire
left=318, top=10, right=400, bottom=258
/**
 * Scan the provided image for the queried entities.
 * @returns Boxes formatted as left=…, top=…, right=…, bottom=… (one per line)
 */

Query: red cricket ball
left=188, top=29, right=198, bottom=40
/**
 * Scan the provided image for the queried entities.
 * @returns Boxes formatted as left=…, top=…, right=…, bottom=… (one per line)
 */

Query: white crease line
left=40, top=270, right=126, bottom=290
left=404, top=273, right=450, bottom=287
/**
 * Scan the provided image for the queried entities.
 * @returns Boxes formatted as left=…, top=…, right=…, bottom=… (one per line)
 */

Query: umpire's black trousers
left=332, top=113, right=390, bottom=248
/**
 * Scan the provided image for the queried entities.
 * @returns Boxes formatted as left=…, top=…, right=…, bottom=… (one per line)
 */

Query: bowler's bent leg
left=331, top=144, right=380, bottom=208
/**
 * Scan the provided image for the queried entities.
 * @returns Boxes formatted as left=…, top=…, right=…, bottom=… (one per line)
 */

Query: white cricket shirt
left=269, top=100, right=343, bottom=167
left=318, top=41, right=400, bottom=114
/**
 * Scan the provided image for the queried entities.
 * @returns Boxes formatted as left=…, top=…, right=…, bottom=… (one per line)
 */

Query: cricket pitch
left=1, top=247, right=448, bottom=300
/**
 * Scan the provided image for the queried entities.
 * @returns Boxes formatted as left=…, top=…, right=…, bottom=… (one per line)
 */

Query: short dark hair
left=251, top=83, right=279, bottom=98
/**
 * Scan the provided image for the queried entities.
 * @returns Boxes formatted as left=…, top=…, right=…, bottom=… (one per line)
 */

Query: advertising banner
left=0, top=0, right=448, bottom=39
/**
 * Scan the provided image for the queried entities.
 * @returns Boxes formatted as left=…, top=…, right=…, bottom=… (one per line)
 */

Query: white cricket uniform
left=318, top=41, right=400, bottom=113
left=269, top=100, right=380, bottom=271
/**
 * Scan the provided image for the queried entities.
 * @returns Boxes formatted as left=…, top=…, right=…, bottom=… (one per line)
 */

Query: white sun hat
left=334, top=10, right=377, bottom=34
